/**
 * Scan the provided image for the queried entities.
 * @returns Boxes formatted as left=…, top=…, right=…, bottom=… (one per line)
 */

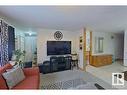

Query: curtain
left=25, top=36, right=37, bottom=62
left=0, top=20, right=9, bottom=67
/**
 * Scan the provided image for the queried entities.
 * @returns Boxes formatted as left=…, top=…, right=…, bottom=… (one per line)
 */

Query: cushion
left=6, top=64, right=19, bottom=72
left=2, top=66, right=25, bottom=89
left=0, top=75, right=8, bottom=89
left=0, top=63, right=13, bottom=74
left=12, top=75, right=39, bottom=89
left=9, top=61, right=16, bottom=66
left=0, top=63, right=13, bottom=89
left=13, top=64, right=20, bottom=68
left=3, top=63, right=13, bottom=70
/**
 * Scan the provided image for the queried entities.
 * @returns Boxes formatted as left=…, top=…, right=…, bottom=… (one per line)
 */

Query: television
left=47, top=41, right=71, bottom=55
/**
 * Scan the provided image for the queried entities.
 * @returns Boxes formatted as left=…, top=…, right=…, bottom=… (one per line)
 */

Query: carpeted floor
left=40, top=69, right=115, bottom=89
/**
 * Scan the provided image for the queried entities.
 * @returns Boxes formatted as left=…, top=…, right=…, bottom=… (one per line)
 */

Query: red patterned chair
left=0, top=63, right=40, bottom=89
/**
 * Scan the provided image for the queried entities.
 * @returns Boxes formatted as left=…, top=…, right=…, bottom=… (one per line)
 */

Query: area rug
left=41, top=78, right=103, bottom=89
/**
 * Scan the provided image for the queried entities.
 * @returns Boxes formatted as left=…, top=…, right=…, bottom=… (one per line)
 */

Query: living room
left=0, top=6, right=127, bottom=90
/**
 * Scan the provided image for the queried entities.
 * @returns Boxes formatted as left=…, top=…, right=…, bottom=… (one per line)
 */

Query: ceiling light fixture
left=29, top=33, right=32, bottom=36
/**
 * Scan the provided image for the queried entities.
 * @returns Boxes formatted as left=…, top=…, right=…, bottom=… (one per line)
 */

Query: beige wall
left=37, top=29, right=78, bottom=64
left=37, top=28, right=124, bottom=67
left=75, top=29, right=84, bottom=69
left=92, top=31, right=124, bottom=60
left=76, top=29, right=124, bottom=69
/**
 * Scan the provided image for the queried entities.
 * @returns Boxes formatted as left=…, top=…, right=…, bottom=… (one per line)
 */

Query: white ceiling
left=0, top=6, right=127, bottom=33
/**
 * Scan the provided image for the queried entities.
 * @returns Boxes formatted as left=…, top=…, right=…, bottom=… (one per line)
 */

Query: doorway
left=24, top=32, right=37, bottom=65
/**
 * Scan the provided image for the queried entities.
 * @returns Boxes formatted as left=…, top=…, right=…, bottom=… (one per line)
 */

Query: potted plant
left=12, top=49, right=26, bottom=67
left=32, top=49, right=37, bottom=66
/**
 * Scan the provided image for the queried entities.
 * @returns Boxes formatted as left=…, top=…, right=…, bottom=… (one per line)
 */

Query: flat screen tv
left=47, top=41, right=71, bottom=55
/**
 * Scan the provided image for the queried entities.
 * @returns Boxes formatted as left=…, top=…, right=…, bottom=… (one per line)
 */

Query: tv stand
left=50, top=56, right=71, bottom=72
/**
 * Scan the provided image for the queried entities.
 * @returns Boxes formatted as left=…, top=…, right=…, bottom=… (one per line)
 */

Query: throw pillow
left=6, top=64, right=19, bottom=72
left=9, top=61, right=16, bottom=66
left=2, top=66, right=25, bottom=89
left=13, top=63, right=20, bottom=68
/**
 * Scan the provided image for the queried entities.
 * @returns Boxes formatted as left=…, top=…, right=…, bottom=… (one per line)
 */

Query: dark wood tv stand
left=50, top=56, right=72, bottom=72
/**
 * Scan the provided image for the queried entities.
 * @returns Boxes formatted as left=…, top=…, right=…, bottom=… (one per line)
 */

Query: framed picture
left=95, top=37, right=104, bottom=53
left=79, top=36, right=83, bottom=50
left=79, top=44, right=82, bottom=50
left=80, top=36, right=82, bottom=43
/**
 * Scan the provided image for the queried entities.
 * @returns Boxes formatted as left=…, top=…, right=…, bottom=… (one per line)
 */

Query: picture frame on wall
left=79, top=36, right=83, bottom=50
left=80, top=36, right=82, bottom=43
left=79, top=44, right=82, bottom=50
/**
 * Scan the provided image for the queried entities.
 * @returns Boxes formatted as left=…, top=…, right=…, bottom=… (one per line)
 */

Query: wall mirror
left=95, top=37, right=104, bottom=53
left=98, top=37, right=104, bottom=53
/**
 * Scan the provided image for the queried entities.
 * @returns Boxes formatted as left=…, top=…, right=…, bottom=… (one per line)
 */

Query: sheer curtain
left=25, top=36, right=37, bottom=62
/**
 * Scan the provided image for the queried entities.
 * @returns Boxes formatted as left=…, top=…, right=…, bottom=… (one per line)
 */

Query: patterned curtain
left=0, top=20, right=9, bottom=67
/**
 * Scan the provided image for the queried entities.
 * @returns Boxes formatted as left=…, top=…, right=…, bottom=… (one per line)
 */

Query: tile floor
left=86, top=60, right=127, bottom=89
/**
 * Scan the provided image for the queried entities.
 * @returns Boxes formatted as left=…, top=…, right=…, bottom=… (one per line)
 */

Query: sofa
left=0, top=63, right=40, bottom=89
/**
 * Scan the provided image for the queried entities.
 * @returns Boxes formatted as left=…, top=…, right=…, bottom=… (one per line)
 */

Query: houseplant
left=12, top=49, right=26, bottom=67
